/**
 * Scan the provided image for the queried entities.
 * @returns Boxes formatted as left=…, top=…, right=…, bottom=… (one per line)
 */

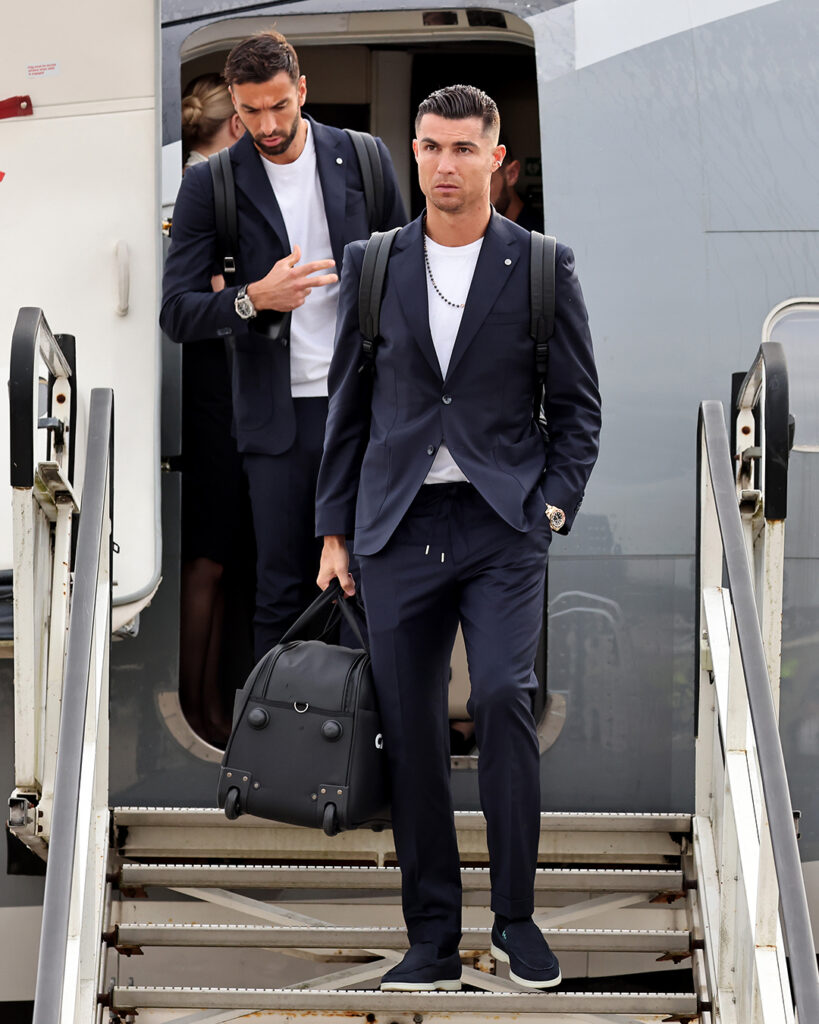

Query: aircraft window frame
left=179, top=8, right=534, bottom=62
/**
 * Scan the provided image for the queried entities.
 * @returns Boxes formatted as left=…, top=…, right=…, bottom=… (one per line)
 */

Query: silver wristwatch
left=544, top=504, right=566, bottom=532
left=234, top=284, right=257, bottom=320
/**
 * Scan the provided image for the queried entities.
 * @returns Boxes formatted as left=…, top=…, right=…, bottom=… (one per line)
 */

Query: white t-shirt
left=423, top=234, right=484, bottom=485
left=260, top=121, right=339, bottom=397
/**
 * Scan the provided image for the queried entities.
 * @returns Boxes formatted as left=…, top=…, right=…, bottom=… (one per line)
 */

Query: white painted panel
left=0, top=905, right=42, bottom=1000
left=0, top=107, right=161, bottom=603
left=547, top=0, right=782, bottom=72
left=162, top=141, right=183, bottom=210
left=0, top=0, right=156, bottom=110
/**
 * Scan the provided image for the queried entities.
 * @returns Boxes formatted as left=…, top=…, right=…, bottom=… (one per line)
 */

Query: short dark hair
left=415, top=84, right=500, bottom=137
left=223, top=31, right=300, bottom=87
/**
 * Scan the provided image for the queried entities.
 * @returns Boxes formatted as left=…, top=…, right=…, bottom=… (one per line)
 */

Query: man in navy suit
left=161, top=31, right=406, bottom=659
left=316, top=85, right=600, bottom=992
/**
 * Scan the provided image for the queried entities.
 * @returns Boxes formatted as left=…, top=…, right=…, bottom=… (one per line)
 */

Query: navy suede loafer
left=491, top=918, right=562, bottom=989
left=380, top=942, right=462, bottom=991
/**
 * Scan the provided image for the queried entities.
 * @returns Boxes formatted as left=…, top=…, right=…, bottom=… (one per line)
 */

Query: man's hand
left=317, top=535, right=355, bottom=596
left=247, top=244, right=338, bottom=313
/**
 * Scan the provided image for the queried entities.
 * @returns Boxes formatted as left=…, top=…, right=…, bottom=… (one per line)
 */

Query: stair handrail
left=31, top=387, right=114, bottom=1024
left=731, top=341, right=790, bottom=710
left=733, top=341, right=789, bottom=521
left=698, top=397, right=819, bottom=1022
left=8, top=308, right=79, bottom=831
left=9, top=306, right=75, bottom=488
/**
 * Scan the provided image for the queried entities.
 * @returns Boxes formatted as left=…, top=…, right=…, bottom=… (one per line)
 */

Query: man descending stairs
left=102, top=808, right=703, bottom=1022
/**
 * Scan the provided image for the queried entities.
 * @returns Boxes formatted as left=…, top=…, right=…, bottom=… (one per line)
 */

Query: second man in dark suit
left=161, top=31, right=406, bottom=659
left=316, top=85, right=600, bottom=992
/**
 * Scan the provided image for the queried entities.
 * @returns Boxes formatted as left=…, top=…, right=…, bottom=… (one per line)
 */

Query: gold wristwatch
left=544, top=504, right=566, bottom=532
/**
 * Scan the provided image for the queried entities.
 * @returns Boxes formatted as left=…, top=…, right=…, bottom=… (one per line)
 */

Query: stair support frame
left=696, top=389, right=819, bottom=1024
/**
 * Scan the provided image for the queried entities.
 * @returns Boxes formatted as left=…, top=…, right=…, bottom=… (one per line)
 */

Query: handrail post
left=31, top=387, right=113, bottom=1024
left=696, top=397, right=819, bottom=1024
left=8, top=307, right=78, bottom=853
left=695, top=415, right=719, bottom=820
left=734, top=343, right=789, bottom=718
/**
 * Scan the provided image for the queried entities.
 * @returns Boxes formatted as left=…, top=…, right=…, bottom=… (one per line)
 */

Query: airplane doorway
left=169, top=10, right=548, bottom=758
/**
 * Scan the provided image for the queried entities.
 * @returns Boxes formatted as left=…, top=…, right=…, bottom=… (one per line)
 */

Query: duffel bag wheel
left=322, top=803, right=340, bottom=837
left=224, top=787, right=242, bottom=821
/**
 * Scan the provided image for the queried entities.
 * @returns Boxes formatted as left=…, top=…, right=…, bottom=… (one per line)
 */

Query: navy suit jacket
left=159, top=116, right=406, bottom=455
left=315, top=210, right=601, bottom=556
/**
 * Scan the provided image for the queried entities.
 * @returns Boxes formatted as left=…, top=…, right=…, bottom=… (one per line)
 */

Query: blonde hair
left=181, top=73, right=235, bottom=153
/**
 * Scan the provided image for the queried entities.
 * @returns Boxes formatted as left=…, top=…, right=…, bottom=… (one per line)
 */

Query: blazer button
left=442, top=394, right=452, bottom=405
left=427, top=445, right=435, bottom=456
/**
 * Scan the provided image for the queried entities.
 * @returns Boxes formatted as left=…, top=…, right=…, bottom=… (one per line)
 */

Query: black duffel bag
left=217, top=580, right=390, bottom=836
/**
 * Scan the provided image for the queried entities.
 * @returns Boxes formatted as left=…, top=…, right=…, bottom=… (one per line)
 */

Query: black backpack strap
left=345, top=129, right=385, bottom=233
left=358, top=227, right=401, bottom=373
left=208, top=148, right=239, bottom=285
left=529, top=231, right=557, bottom=417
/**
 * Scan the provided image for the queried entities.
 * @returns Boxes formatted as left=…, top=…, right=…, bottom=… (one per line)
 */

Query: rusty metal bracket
left=115, top=943, right=144, bottom=958
left=651, top=889, right=686, bottom=904
left=657, top=948, right=693, bottom=964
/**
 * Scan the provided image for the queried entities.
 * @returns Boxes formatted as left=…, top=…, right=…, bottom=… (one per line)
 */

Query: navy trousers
left=243, top=397, right=327, bottom=660
left=358, top=483, right=550, bottom=956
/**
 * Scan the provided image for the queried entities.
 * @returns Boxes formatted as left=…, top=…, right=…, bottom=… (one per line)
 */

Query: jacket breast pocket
left=345, top=187, right=367, bottom=231
left=483, top=312, right=529, bottom=326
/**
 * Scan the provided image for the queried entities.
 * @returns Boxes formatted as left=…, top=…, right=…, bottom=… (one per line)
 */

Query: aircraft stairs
left=101, top=806, right=700, bottom=1022
left=6, top=308, right=819, bottom=1023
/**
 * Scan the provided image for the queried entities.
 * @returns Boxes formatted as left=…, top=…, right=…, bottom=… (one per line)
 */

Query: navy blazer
left=160, top=116, right=406, bottom=455
left=315, top=211, right=601, bottom=556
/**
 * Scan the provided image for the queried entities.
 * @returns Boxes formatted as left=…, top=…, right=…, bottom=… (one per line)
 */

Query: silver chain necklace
left=423, top=234, right=466, bottom=309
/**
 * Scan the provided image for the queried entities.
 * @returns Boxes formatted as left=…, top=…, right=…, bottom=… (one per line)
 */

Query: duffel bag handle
left=280, top=582, right=340, bottom=643
left=333, top=583, right=368, bottom=651
left=281, top=578, right=368, bottom=651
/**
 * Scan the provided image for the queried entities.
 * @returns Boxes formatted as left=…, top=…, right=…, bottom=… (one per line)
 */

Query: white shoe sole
left=380, top=979, right=462, bottom=991
left=491, top=942, right=562, bottom=989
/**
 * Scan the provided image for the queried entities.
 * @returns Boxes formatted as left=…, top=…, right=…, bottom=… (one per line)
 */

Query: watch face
left=235, top=295, right=255, bottom=319
left=546, top=505, right=566, bottom=530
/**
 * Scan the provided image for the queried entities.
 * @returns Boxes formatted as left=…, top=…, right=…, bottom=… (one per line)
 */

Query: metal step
left=113, top=922, right=691, bottom=953
left=113, top=808, right=692, bottom=832
left=110, top=985, right=699, bottom=1015
left=106, top=812, right=695, bottom=1020
left=112, top=807, right=691, bottom=865
left=119, top=863, right=684, bottom=893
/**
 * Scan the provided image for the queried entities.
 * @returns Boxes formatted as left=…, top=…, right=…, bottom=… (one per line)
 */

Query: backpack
left=208, top=129, right=386, bottom=287
left=358, top=228, right=557, bottom=424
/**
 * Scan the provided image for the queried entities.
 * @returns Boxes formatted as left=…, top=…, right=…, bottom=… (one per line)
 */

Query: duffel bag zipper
left=339, top=655, right=375, bottom=828
left=259, top=642, right=301, bottom=700
left=221, top=645, right=297, bottom=761
left=341, top=653, right=369, bottom=713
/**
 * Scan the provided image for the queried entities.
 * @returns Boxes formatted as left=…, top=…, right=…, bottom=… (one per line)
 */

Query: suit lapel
left=231, top=131, right=290, bottom=251
left=310, top=117, right=347, bottom=268
left=390, top=216, right=441, bottom=380
left=444, top=210, right=520, bottom=381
